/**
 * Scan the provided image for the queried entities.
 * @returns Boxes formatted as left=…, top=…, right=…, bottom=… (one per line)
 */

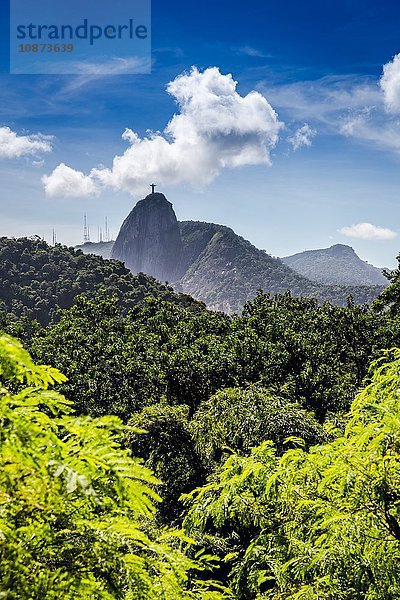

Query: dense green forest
left=0, top=236, right=199, bottom=325
left=2, top=236, right=400, bottom=598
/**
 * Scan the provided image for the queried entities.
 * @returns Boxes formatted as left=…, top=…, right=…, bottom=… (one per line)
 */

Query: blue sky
left=1, top=0, right=400, bottom=267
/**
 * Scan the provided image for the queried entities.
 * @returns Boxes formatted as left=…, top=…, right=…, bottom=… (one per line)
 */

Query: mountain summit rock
left=111, top=192, right=183, bottom=282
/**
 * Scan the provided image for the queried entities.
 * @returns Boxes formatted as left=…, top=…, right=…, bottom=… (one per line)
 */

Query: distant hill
left=177, top=222, right=384, bottom=312
left=282, top=244, right=389, bottom=286
left=0, top=236, right=201, bottom=325
left=75, top=241, right=114, bottom=259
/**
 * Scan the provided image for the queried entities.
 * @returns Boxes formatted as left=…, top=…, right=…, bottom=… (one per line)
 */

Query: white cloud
left=0, top=126, right=53, bottom=159
left=339, top=222, right=397, bottom=241
left=287, top=123, right=316, bottom=150
left=261, top=66, right=400, bottom=154
left=52, top=57, right=152, bottom=95
left=380, top=53, right=400, bottom=113
left=340, top=109, right=400, bottom=152
left=43, top=66, right=283, bottom=197
left=42, top=163, right=98, bottom=198
left=72, top=57, right=150, bottom=76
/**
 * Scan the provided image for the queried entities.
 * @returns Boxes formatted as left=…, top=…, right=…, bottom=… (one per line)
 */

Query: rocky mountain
left=111, top=193, right=183, bottom=283
left=282, top=244, right=389, bottom=286
left=78, top=193, right=385, bottom=313
left=177, top=222, right=383, bottom=312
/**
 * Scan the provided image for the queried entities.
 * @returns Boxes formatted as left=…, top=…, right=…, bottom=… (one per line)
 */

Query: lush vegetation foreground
left=2, top=238, right=400, bottom=597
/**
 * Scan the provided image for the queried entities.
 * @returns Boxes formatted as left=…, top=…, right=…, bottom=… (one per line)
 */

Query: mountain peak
left=111, top=192, right=183, bottom=282
left=141, top=191, right=169, bottom=201
left=135, top=191, right=172, bottom=208
left=326, top=244, right=357, bottom=258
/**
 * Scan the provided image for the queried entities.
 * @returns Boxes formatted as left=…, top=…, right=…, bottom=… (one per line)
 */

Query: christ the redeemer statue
left=150, top=183, right=157, bottom=194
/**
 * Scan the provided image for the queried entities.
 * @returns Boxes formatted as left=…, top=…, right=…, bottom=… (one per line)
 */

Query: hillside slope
left=178, top=222, right=384, bottom=313
left=0, top=236, right=201, bottom=325
left=282, top=244, right=388, bottom=286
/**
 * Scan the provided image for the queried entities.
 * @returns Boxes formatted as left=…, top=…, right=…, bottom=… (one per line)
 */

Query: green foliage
left=374, top=252, right=400, bottom=317
left=240, top=292, right=395, bottom=419
left=183, top=349, right=400, bottom=599
left=2, top=237, right=398, bottom=425
left=4, top=233, right=400, bottom=599
left=28, top=289, right=400, bottom=425
left=127, top=405, right=206, bottom=523
left=30, top=295, right=237, bottom=419
left=182, top=443, right=279, bottom=599
left=0, top=236, right=200, bottom=326
left=190, top=386, right=327, bottom=467
left=0, top=334, right=228, bottom=599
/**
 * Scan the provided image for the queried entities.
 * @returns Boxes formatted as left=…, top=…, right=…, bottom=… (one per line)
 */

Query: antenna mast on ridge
left=83, top=215, right=91, bottom=243
left=105, top=216, right=109, bottom=242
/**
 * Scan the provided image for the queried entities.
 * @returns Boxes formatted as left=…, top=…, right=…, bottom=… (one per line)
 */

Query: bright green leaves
left=0, top=333, right=67, bottom=389
left=184, top=350, right=400, bottom=599
left=0, top=335, right=228, bottom=599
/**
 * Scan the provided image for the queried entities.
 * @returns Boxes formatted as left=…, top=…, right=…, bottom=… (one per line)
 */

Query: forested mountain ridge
left=0, top=236, right=201, bottom=325
left=177, top=221, right=384, bottom=312
left=282, top=243, right=388, bottom=286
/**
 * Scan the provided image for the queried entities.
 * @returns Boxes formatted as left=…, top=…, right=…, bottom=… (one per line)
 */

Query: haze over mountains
left=77, top=192, right=388, bottom=312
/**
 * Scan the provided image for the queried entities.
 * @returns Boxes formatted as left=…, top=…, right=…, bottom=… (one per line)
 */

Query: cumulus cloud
left=42, top=163, right=98, bottom=198
left=0, top=126, right=53, bottom=159
left=43, top=66, right=283, bottom=198
left=287, top=124, right=316, bottom=150
left=380, top=53, right=400, bottom=113
left=339, top=222, right=397, bottom=241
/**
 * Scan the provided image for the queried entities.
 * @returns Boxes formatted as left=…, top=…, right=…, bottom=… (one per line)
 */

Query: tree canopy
left=0, top=334, right=227, bottom=599
left=183, top=349, right=400, bottom=599
left=2, top=238, right=400, bottom=598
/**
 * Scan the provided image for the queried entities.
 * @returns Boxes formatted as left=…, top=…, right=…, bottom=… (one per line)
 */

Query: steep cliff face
left=111, top=193, right=183, bottom=282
